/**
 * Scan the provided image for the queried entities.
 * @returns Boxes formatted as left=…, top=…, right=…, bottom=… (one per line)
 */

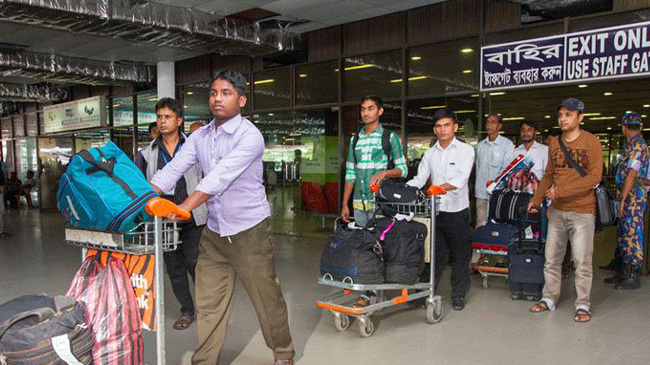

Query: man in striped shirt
left=341, top=95, right=408, bottom=228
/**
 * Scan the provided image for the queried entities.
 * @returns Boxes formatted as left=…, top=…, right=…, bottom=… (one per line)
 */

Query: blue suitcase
left=472, top=222, right=518, bottom=249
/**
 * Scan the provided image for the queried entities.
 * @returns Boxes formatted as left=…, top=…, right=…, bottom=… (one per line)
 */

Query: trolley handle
left=427, top=185, right=447, bottom=197
left=145, top=197, right=191, bottom=220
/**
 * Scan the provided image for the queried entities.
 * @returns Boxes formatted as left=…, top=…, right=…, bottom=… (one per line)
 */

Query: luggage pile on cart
left=316, top=183, right=446, bottom=338
left=471, top=188, right=546, bottom=300
left=0, top=143, right=189, bottom=365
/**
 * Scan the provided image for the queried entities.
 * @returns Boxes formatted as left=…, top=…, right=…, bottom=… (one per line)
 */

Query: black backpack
left=320, top=223, right=385, bottom=284
left=352, top=128, right=394, bottom=170
left=376, top=218, right=427, bottom=285
left=0, top=295, right=94, bottom=365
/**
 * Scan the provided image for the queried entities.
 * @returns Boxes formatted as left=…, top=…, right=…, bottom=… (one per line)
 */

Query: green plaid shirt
left=345, top=125, right=407, bottom=210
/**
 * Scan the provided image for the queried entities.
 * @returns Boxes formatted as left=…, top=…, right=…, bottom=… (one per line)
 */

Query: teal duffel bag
left=57, top=141, right=158, bottom=232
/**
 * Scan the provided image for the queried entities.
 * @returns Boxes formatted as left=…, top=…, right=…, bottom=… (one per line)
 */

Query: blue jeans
left=353, top=209, right=374, bottom=228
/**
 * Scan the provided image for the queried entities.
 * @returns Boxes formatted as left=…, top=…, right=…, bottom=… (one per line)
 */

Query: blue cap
left=557, top=98, right=585, bottom=113
left=622, top=112, right=642, bottom=126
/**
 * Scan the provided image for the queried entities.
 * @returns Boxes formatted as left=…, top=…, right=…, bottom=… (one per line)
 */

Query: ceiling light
left=489, top=92, right=506, bottom=96
left=341, top=64, right=376, bottom=71
left=603, top=92, right=613, bottom=96
left=462, top=70, right=473, bottom=74
left=545, top=115, right=551, bottom=119
left=411, top=56, right=422, bottom=61
left=470, top=94, right=479, bottom=97
left=544, top=129, right=549, bottom=132
left=578, top=84, right=588, bottom=88
left=299, top=74, right=307, bottom=78
left=113, top=104, right=121, bottom=107
left=626, top=110, right=632, bottom=113
left=607, top=127, right=612, bottom=130
left=644, top=104, right=650, bottom=108
left=589, top=116, right=617, bottom=120
left=147, top=97, right=157, bottom=101
left=389, top=76, right=428, bottom=83
left=583, top=113, right=601, bottom=116
left=643, top=115, right=647, bottom=118
left=455, top=110, right=477, bottom=114
left=183, top=105, right=188, bottom=109
left=187, top=91, right=194, bottom=95
left=254, top=79, right=275, bottom=85
left=268, top=113, right=274, bottom=116
left=461, top=48, right=474, bottom=53
left=420, top=105, right=446, bottom=110
left=502, top=117, right=525, bottom=121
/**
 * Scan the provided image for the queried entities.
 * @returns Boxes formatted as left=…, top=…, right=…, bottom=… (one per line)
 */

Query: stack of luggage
left=471, top=189, right=546, bottom=300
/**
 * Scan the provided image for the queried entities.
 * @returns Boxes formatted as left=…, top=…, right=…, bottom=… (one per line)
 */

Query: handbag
left=558, top=137, right=616, bottom=229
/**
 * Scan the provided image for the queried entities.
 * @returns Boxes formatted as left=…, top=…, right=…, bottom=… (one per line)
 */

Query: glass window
left=112, top=128, right=135, bottom=160
left=344, top=50, right=402, bottom=102
left=112, top=96, right=135, bottom=127
left=26, top=113, right=38, bottom=136
left=3, top=140, right=14, bottom=174
left=74, top=129, right=110, bottom=153
left=485, top=23, right=564, bottom=46
left=253, top=68, right=291, bottom=110
left=408, top=38, right=479, bottom=96
left=406, top=96, right=479, bottom=177
left=1, top=117, right=12, bottom=140
left=12, top=115, right=24, bottom=137
left=137, top=92, right=158, bottom=127
left=14, top=138, right=39, bottom=207
left=39, top=137, right=73, bottom=209
left=296, top=61, right=338, bottom=106
left=183, top=86, right=212, bottom=133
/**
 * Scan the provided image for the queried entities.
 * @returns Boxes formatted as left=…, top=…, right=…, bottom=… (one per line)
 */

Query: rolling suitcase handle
left=515, top=206, right=545, bottom=255
left=0, top=307, right=56, bottom=340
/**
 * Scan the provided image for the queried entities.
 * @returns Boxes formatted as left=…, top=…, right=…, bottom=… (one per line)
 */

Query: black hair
left=520, top=120, right=538, bottom=131
left=487, top=113, right=501, bottom=123
left=148, top=122, right=157, bottom=133
left=26, top=170, right=34, bottom=178
left=360, top=95, right=384, bottom=109
left=626, top=123, right=642, bottom=131
left=155, top=97, right=183, bottom=119
left=211, top=70, right=248, bottom=96
left=433, top=109, right=458, bottom=124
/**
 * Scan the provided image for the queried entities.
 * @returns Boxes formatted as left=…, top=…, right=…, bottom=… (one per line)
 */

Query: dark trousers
left=434, top=209, right=471, bottom=298
left=164, top=221, right=203, bottom=315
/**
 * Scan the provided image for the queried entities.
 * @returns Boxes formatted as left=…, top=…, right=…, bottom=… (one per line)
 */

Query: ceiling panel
left=195, top=1, right=251, bottom=15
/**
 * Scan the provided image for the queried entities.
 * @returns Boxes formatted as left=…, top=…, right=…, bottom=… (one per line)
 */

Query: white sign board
left=43, top=96, right=105, bottom=133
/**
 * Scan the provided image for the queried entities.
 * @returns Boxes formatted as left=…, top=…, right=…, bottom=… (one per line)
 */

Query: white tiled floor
left=0, top=206, right=648, bottom=365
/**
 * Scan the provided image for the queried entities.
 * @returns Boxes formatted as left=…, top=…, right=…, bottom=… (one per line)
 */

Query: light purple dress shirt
left=151, top=114, right=270, bottom=237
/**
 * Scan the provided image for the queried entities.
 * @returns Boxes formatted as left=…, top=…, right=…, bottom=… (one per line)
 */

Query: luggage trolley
left=316, top=185, right=446, bottom=337
left=63, top=198, right=189, bottom=365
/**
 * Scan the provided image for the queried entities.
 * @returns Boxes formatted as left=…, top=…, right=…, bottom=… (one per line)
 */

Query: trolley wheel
left=425, top=299, right=443, bottom=324
left=358, top=317, right=374, bottom=338
left=333, top=313, right=351, bottom=332
left=482, top=277, right=489, bottom=289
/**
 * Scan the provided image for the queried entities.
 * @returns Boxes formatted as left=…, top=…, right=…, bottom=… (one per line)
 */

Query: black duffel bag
left=376, top=180, right=424, bottom=204
left=488, top=189, right=532, bottom=223
left=320, top=223, right=384, bottom=284
left=376, top=218, right=427, bottom=285
left=0, top=295, right=94, bottom=365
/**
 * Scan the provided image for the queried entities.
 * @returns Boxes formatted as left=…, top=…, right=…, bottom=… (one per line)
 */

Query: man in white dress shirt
left=513, top=120, right=549, bottom=184
left=475, top=114, right=514, bottom=226
left=407, top=109, right=475, bottom=311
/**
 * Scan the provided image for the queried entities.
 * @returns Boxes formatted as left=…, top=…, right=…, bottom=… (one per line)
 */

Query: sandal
left=530, top=301, right=550, bottom=313
left=352, top=297, right=370, bottom=308
left=172, top=313, right=195, bottom=330
left=573, top=309, right=591, bottom=323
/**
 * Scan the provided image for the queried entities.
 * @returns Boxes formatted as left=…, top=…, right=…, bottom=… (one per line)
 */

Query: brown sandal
left=352, top=297, right=370, bottom=308
left=573, top=309, right=591, bottom=323
left=173, top=313, right=195, bottom=330
left=530, top=301, right=550, bottom=313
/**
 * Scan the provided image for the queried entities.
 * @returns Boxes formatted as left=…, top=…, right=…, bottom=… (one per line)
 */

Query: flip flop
left=173, top=313, right=195, bottom=330
left=573, top=309, right=591, bottom=323
left=530, top=301, right=550, bottom=313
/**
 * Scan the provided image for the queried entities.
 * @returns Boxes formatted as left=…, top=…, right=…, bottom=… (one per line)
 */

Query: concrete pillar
left=157, top=61, right=175, bottom=99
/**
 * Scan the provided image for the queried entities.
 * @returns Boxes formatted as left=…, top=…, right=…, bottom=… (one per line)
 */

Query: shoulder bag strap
left=558, top=137, right=586, bottom=178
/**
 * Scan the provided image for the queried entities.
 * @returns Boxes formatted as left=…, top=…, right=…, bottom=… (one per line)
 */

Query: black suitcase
left=489, top=189, right=532, bottom=223
left=508, top=212, right=545, bottom=301
left=0, top=295, right=94, bottom=365
left=472, top=222, right=518, bottom=248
